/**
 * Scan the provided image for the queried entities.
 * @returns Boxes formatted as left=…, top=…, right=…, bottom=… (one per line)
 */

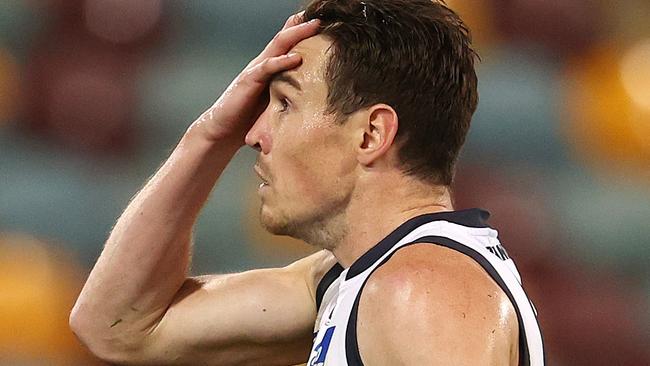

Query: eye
left=279, top=97, right=290, bottom=113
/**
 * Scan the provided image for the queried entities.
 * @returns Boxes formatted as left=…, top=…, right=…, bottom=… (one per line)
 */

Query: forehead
left=283, top=35, right=332, bottom=92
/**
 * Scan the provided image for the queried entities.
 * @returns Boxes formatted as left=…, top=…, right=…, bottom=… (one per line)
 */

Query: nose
left=245, top=108, right=272, bottom=154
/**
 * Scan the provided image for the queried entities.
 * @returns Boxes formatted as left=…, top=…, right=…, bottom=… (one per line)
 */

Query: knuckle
left=245, top=60, right=272, bottom=81
left=260, top=58, right=278, bottom=74
left=284, top=13, right=300, bottom=27
left=273, top=30, right=289, bottom=44
left=247, top=58, right=260, bottom=68
left=259, top=58, right=271, bottom=69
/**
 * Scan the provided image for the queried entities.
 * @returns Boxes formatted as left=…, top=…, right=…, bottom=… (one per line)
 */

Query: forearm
left=70, top=12, right=321, bottom=362
left=71, top=125, right=241, bottom=351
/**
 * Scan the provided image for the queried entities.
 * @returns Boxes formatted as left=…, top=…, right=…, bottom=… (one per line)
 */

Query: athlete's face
left=245, top=35, right=358, bottom=242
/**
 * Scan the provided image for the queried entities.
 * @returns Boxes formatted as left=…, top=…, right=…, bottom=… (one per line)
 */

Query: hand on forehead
left=280, top=35, right=332, bottom=90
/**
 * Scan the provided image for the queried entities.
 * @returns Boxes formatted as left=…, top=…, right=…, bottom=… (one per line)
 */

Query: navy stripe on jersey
left=412, top=236, right=532, bottom=366
left=345, top=243, right=420, bottom=366
left=346, top=209, right=490, bottom=280
left=345, top=237, right=543, bottom=366
left=316, top=263, right=344, bottom=310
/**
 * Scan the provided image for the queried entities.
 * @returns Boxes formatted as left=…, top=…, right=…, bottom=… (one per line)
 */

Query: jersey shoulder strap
left=315, top=263, right=343, bottom=310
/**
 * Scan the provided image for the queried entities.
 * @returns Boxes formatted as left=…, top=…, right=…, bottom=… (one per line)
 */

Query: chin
left=258, top=204, right=317, bottom=243
left=258, top=205, right=293, bottom=236
left=257, top=203, right=346, bottom=251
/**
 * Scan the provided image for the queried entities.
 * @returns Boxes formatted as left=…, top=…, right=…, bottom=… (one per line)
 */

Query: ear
left=356, top=104, right=399, bottom=166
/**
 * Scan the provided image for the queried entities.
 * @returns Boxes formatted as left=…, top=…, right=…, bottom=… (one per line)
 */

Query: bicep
left=135, top=251, right=334, bottom=366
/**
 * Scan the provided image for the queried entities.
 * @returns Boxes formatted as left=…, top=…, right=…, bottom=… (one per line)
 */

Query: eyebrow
left=272, top=72, right=302, bottom=92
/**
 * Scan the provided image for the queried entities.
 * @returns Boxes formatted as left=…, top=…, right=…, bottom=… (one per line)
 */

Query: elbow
left=69, top=301, right=92, bottom=350
left=69, top=305, right=143, bottom=365
left=69, top=308, right=97, bottom=355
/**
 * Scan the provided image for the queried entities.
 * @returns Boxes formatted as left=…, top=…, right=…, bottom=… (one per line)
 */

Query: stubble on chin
left=258, top=205, right=290, bottom=236
left=257, top=204, right=347, bottom=252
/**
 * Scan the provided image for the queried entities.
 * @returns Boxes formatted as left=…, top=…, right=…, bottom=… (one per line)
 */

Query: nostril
left=245, top=118, right=271, bottom=154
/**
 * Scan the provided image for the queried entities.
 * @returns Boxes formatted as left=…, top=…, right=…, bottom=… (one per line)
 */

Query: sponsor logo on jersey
left=309, top=326, right=336, bottom=366
left=486, top=244, right=510, bottom=260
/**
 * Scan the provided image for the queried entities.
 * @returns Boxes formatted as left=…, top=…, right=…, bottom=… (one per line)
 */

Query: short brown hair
left=303, top=0, right=478, bottom=185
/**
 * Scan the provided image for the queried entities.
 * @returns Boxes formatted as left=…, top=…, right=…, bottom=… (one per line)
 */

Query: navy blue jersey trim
left=345, top=209, right=490, bottom=280
left=345, top=236, right=542, bottom=366
left=315, top=263, right=344, bottom=311
left=408, top=236, right=533, bottom=366
left=345, top=244, right=418, bottom=365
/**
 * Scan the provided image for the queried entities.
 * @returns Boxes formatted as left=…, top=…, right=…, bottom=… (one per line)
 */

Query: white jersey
left=307, top=209, right=545, bottom=366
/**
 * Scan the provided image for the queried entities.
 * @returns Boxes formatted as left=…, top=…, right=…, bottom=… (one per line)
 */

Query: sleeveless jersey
left=307, top=209, right=545, bottom=366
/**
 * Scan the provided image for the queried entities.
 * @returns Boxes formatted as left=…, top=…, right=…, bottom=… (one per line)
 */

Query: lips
left=254, top=164, right=270, bottom=185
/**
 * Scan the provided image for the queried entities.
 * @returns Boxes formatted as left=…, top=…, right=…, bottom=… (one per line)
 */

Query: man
left=70, top=1, right=544, bottom=365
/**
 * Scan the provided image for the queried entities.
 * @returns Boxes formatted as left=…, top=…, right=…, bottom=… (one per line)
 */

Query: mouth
left=254, top=165, right=270, bottom=188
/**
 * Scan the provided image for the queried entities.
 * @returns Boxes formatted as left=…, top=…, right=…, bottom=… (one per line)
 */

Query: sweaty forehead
left=286, top=35, right=332, bottom=89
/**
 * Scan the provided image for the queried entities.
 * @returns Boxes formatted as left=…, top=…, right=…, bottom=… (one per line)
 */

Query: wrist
left=184, top=120, right=244, bottom=151
left=178, top=125, right=242, bottom=165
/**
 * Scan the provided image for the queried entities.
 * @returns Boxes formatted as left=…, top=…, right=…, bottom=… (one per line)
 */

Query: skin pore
left=245, top=34, right=454, bottom=266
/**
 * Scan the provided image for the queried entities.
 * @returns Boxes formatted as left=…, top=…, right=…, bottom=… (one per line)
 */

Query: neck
left=325, top=173, right=454, bottom=268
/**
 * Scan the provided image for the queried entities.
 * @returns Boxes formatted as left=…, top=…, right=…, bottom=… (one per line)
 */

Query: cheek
left=270, top=109, right=354, bottom=202
left=281, top=146, right=327, bottom=199
left=282, top=135, right=354, bottom=203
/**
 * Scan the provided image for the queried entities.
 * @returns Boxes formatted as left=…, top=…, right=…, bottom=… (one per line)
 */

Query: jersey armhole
left=315, top=263, right=344, bottom=311
left=345, top=237, right=544, bottom=366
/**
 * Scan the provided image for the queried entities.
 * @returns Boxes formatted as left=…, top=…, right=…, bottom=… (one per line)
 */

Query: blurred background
left=0, top=0, right=648, bottom=364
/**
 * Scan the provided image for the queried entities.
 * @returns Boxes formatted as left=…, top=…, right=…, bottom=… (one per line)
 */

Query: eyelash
left=279, top=97, right=290, bottom=113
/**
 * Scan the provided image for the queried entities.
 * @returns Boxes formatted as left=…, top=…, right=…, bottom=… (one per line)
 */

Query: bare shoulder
left=358, top=243, right=519, bottom=366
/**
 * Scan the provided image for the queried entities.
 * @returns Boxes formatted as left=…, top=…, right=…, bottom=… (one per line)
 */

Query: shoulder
left=357, top=243, right=519, bottom=365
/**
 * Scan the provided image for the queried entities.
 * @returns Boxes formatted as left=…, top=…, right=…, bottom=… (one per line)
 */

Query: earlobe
left=357, top=104, right=399, bottom=166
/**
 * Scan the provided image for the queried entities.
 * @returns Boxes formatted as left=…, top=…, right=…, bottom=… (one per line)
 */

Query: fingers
left=260, top=18, right=320, bottom=60
left=245, top=53, right=303, bottom=86
left=282, top=11, right=306, bottom=30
